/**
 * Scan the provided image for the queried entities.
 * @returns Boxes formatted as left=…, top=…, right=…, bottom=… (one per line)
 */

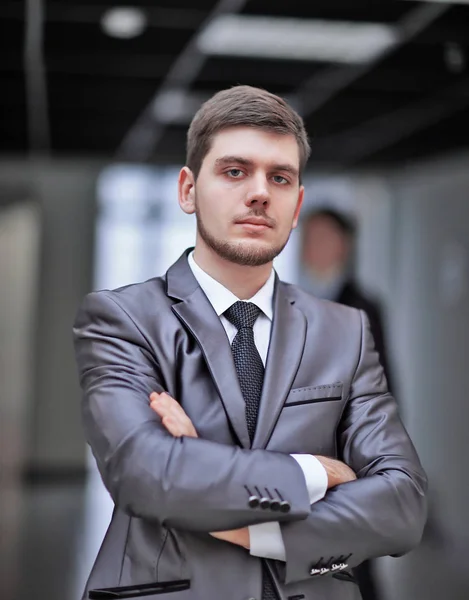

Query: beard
left=195, top=204, right=290, bottom=267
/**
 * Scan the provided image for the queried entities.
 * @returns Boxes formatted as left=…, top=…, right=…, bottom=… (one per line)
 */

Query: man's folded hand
left=150, top=391, right=198, bottom=439
left=315, top=455, right=357, bottom=488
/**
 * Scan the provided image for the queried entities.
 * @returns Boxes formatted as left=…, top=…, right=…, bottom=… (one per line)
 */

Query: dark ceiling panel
left=362, top=107, right=469, bottom=165
left=44, top=22, right=193, bottom=56
left=53, top=0, right=218, bottom=9
left=1, top=75, right=27, bottom=113
left=0, top=76, right=27, bottom=151
left=44, top=53, right=174, bottom=79
left=378, top=40, right=465, bottom=75
left=2, top=1, right=469, bottom=164
left=342, top=43, right=467, bottom=103
left=243, top=0, right=414, bottom=23
left=47, top=75, right=159, bottom=153
left=0, top=121, right=28, bottom=152
left=0, top=54, right=23, bottom=74
left=47, top=76, right=159, bottom=110
left=0, top=17, right=23, bottom=54
left=50, top=115, right=135, bottom=152
left=419, top=4, right=469, bottom=35
left=304, top=88, right=426, bottom=137
left=152, top=124, right=188, bottom=164
left=197, top=56, right=323, bottom=90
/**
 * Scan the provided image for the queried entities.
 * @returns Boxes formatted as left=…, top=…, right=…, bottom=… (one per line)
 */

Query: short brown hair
left=186, top=85, right=311, bottom=180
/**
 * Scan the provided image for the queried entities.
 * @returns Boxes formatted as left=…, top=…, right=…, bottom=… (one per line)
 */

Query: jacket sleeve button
left=248, top=495, right=260, bottom=508
left=279, top=500, right=291, bottom=513
left=259, top=497, right=271, bottom=509
left=270, top=499, right=281, bottom=511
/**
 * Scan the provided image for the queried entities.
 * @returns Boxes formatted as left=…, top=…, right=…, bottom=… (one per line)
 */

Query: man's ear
left=292, top=185, right=305, bottom=229
left=178, top=167, right=196, bottom=215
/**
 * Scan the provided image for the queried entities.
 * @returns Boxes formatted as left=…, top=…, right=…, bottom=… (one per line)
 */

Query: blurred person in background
left=299, top=207, right=395, bottom=600
left=73, top=86, right=426, bottom=600
left=300, top=207, right=394, bottom=394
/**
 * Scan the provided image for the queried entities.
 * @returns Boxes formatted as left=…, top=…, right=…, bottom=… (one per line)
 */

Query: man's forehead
left=207, top=127, right=300, bottom=167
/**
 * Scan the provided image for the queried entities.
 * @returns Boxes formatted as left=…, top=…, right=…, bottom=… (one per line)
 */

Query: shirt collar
left=188, top=251, right=274, bottom=321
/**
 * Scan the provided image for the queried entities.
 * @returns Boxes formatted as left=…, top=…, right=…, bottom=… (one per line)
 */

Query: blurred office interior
left=1, top=1, right=469, bottom=599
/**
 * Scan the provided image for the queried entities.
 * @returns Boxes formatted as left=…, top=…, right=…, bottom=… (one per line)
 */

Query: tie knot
left=224, top=301, right=261, bottom=330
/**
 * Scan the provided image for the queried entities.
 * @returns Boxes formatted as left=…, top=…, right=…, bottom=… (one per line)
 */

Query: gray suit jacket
left=73, top=250, right=427, bottom=600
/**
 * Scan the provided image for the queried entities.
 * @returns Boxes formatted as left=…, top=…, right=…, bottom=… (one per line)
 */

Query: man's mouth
left=235, top=216, right=273, bottom=228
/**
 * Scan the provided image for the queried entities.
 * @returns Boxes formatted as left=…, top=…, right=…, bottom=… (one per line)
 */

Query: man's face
left=180, top=126, right=304, bottom=267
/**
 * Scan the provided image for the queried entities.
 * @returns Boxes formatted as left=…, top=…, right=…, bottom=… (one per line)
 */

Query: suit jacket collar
left=166, top=249, right=307, bottom=450
left=165, top=248, right=199, bottom=301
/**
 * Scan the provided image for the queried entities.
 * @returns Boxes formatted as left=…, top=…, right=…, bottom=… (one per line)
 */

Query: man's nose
left=245, top=175, right=270, bottom=208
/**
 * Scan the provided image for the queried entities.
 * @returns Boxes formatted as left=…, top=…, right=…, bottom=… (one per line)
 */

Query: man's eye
left=227, top=169, right=243, bottom=178
left=273, top=175, right=288, bottom=184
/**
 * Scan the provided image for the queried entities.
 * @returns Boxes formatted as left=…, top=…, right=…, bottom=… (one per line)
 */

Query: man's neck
left=193, top=245, right=273, bottom=300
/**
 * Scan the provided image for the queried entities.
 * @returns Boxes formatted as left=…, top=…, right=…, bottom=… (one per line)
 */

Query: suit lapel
left=252, top=280, right=307, bottom=449
left=167, top=251, right=251, bottom=449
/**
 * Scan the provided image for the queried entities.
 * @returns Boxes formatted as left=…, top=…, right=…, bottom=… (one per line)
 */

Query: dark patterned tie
left=224, top=301, right=279, bottom=600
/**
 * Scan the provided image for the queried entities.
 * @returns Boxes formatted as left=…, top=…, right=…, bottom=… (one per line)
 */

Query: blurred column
left=374, top=153, right=469, bottom=600
left=0, top=197, right=40, bottom=599
left=26, top=159, right=102, bottom=479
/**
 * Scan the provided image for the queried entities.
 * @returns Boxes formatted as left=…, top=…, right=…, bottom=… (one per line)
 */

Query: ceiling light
left=444, top=42, right=466, bottom=73
left=101, top=7, right=147, bottom=39
left=197, top=15, right=399, bottom=64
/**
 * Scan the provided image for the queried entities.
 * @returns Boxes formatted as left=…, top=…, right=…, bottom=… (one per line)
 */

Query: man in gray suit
left=73, top=86, right=427, bottom=600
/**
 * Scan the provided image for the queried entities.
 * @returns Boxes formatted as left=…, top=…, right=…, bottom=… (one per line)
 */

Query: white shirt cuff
left=249, top=522, right=286, bottom=562
left=291, top=454, right=328, bottom=505
left=248, top=455, right=327, bottom=562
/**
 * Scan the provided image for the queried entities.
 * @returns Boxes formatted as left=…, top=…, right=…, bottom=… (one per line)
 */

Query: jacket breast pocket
left=284, top=383, right=343, bottom=407
left=268, top=383, right=345, bottom=455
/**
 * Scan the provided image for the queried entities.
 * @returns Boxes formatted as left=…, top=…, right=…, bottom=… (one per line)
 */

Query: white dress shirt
left=188, top=252, right=328, bottom=561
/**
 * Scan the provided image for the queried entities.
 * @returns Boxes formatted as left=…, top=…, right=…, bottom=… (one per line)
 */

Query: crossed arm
left=149, top=390, right=357, bottom=550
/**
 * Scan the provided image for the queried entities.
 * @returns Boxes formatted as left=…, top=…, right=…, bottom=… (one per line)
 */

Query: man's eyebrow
left=214, top=156, right=254, bottom=168
left=214, top=156, right=299, bottom=178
